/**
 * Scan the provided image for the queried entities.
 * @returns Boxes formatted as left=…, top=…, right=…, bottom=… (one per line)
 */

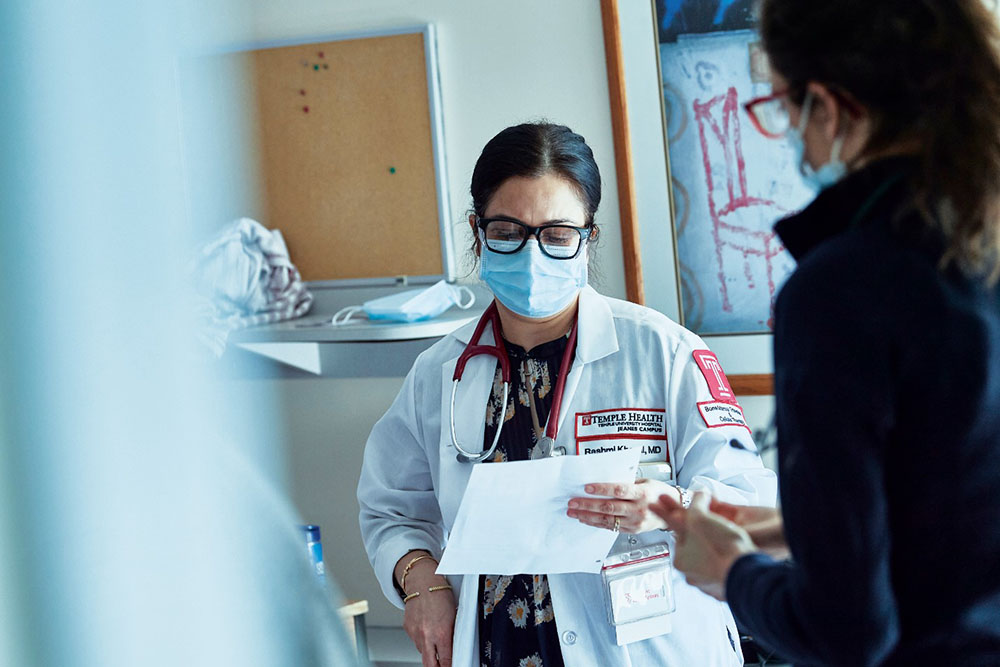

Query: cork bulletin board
left=247, top=26, right=453, bottom=283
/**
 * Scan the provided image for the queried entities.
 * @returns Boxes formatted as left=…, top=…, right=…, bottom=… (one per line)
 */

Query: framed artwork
left=605, top=0, right=794, bottom=388
left=657, top=0, right=756, bottom=42
left=656, top=0, right=813, bottom=335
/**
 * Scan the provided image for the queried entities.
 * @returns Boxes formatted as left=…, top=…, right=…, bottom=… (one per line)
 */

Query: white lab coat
left=358, top=286, right=777, bottom=666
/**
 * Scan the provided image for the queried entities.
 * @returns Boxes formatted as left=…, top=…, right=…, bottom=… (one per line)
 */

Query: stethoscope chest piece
left=530, top=436, right=565, bottom=460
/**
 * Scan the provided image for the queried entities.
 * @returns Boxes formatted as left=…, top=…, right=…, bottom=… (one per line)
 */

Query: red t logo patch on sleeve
left=692, top=350, right=737, bottom=404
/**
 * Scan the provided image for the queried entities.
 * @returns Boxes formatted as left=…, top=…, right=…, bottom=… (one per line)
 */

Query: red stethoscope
left=449, top=301, right=579, bottom=463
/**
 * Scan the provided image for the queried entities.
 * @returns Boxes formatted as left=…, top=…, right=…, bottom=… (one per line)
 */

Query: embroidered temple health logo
left=692, top=350, right=737, bottom=404
left=574, top=409, right=669, bottom=462
left=575, top=409, right=667, bottom=440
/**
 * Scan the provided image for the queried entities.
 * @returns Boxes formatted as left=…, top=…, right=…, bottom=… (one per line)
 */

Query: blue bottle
left=301, top=524, right=326, bottom=583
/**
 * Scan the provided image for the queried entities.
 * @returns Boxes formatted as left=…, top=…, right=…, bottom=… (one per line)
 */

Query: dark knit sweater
left=727, top=158, right=1000, bottom=666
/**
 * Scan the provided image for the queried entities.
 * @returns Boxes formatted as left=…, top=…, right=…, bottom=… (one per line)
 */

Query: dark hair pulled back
left=759, top=0, right=1000, bottom=282
left=471, top=122, right=602, bottom=225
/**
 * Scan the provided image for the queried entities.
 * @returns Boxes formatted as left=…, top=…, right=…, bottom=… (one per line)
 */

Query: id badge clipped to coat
left=601, top=542, right=675, bottom=645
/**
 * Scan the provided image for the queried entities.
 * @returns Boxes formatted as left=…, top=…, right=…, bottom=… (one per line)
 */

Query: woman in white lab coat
left=358, top=122, right=776, bottom=667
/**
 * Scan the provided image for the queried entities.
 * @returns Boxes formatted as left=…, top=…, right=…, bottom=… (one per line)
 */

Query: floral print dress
left=478, top=335, right=570, bottom=667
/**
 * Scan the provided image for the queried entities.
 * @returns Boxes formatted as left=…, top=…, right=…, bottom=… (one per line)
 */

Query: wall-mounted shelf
left=224, top=283, right=488, bottom=377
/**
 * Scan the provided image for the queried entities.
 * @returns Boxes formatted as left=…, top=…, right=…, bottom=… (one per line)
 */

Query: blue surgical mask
left=331, top=279, right=475, bottom=325
left=786, top=91, right=847, bottom=192
left=479, top=236, right=588, bottom=319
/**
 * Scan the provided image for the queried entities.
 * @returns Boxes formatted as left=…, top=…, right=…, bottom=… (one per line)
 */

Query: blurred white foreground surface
left=0, top=1, right=353, bottom=665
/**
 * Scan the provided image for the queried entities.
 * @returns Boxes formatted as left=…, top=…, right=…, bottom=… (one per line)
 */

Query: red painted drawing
left=693, top=86, right=787, bottom=328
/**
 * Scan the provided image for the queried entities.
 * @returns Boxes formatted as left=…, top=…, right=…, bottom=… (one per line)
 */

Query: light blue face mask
left=786, top=91, right=847, bottom=193
left=331, top=279, right=475, bottom=325
left=479, top=235, right=588, bottom=319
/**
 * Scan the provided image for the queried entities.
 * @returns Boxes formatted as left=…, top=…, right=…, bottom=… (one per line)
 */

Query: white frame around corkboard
left=232, top=25, right=454, bottom=286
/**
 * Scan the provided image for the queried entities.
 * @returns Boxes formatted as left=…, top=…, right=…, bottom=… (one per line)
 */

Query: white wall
left=268, top=377, right=404, bottom=626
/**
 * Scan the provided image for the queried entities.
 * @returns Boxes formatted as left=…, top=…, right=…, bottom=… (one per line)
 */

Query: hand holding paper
left=436, top=449, right=641, bottom=575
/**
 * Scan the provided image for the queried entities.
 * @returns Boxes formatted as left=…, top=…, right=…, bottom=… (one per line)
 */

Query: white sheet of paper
left=436, top=449, right=641, bottom=575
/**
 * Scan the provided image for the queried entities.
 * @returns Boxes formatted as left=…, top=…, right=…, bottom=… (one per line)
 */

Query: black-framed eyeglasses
left=477, top=216, right=592, bottom=259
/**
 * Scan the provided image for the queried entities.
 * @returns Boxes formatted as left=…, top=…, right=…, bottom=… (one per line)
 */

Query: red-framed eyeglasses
left=743, top=89, right=792, bottom=139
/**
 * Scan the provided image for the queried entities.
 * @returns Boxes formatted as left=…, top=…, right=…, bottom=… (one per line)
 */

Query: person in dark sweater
left=651, top=0, right=1000, bottom=664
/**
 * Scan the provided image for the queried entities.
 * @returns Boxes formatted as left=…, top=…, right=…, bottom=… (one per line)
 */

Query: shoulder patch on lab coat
left=574, top=409, right=668, bottom=463
left=692, top=350, right=738, bottom=404
left=697, top=401, right=751, bottom=432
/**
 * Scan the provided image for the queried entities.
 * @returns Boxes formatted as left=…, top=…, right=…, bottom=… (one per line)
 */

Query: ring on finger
left=612, top=516, right=621, bottom=532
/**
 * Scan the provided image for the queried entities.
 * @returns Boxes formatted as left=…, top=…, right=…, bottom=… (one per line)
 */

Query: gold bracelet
left=402, top=584, right=453, bottom=604
left=399, top=554, right=436, bottom=594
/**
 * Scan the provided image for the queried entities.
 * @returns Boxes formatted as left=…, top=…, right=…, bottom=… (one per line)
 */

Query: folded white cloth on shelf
left=191, top=217, right=313, bottom=357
